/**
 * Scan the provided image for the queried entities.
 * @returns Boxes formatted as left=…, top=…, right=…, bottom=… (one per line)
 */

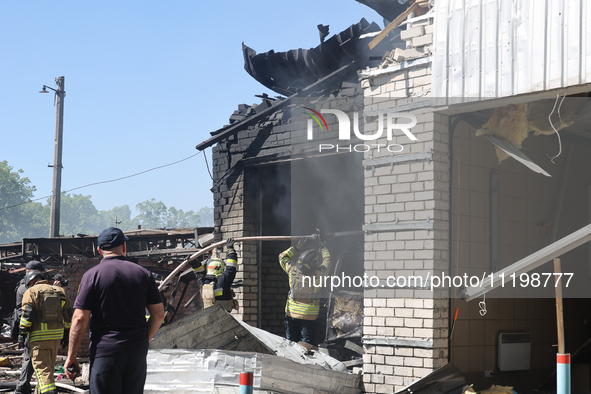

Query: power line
left=0, top=152, right=201, bottom=212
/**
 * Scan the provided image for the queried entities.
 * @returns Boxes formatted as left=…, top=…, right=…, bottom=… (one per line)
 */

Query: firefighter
left=18, top=270, right=73, bottom=394
left=201, top=239, right=239, bottom=312
left=279, top=235, right=331, bottom=346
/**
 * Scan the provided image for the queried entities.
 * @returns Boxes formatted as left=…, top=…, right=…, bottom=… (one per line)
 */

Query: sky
left=0, top=1, right=382, bottom=215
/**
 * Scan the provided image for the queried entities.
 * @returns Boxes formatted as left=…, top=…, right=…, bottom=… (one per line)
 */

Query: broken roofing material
left=148, top=304, right=361, bottom=393
left=146, top=349, right=362, bottom=394
left=150, top=304, right=348, bottom=371
left=242, top=19, right=389, bottom=97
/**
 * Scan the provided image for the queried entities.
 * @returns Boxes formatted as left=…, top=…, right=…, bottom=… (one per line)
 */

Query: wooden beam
left=368, top=2, right=420, bottom=50
left=555, top=258, right=566, bottom=354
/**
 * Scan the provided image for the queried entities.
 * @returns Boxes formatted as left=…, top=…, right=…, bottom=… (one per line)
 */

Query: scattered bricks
left=393, top=47, right=405, bottom=62
left=400, top=26, right=424, bottom=41
left=403, top=48, right=427, bottom=59
left=412, top=34, right=433, bottom=48
left=424, top=24, right=434, bottom=35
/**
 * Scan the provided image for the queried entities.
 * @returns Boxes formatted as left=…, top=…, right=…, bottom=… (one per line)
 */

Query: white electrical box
left=498, top=333, right=531, bottom=371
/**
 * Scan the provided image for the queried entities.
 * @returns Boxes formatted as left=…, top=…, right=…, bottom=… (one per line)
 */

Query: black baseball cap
left=26, top=260, right=45, bottom=271
left=97, top=227, right=129, bottom=250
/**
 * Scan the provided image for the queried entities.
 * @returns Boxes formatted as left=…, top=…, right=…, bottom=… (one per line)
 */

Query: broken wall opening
left=248, top=152, right=365, bottom=343
left=449, top=96, right=591, bottom=392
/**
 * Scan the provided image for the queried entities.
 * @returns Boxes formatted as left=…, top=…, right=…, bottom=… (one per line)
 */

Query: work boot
left=14, top=385, right=32, bottom=394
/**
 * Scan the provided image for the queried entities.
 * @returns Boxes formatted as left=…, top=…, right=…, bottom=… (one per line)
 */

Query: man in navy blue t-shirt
left=64, top=227, right=164, bottom=394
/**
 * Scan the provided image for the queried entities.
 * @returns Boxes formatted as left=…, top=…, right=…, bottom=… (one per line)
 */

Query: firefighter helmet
left=206, top=258, right=225, bottom=278
left=25, top=270, right=45, bottom=287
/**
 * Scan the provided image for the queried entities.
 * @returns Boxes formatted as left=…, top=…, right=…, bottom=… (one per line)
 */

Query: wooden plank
left=368, top=2, right=420, bottom=50
left=555, top=258, right=566, bottom=354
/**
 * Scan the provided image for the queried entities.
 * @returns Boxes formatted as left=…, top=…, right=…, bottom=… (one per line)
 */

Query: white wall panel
left=433, top=0, right=590, bottom=101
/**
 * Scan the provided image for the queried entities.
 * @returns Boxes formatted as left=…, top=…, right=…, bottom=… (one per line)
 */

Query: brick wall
left=360, top=13, right=450, bottom=393
left=211, top=87, right=364, bottom=330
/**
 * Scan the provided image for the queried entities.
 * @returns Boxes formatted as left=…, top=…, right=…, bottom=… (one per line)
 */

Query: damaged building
left=195, top=0, right=591, bottom=393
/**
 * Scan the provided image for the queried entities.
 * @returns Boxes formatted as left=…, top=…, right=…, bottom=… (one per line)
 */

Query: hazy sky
left=0, top=1, right=381, bottom=214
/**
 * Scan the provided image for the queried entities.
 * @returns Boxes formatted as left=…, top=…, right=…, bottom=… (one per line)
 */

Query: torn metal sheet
left=242, top=19, right=386, bottom=97
left=394, top=363, right=466, bottom=394
left=483, top=135, right=551, bottom=177
left=150, top=304, right=348, bottom=371
left=233, top=316, right=348, bottom=371
left=145, top=349, right=261, bottom=394
left=145, top=349, right=362, bottom=394
left=150, top=304, right=270, bottom=354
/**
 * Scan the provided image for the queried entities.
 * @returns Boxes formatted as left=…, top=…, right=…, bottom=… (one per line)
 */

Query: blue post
left=557, top=354, right=571, bottom=394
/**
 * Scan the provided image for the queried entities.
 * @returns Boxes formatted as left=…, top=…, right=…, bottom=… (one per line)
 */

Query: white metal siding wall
left=433, top=0, right=591, bottom=101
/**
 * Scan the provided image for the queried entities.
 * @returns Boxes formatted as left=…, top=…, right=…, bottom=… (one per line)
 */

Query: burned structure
left=198, top=0, right=591, bottom=393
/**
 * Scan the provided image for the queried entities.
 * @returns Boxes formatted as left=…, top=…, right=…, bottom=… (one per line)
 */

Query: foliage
left=0, top=161, right=38, bottom=243
left=0, top=161, right=213, bottom=242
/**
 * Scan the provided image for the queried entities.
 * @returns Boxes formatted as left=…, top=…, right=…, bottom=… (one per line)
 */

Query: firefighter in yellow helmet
left=18, top=270, right=73, bottom=394
left=279, top=234, right=331, bottom=345
left=200, top=239, right=239, bottom=312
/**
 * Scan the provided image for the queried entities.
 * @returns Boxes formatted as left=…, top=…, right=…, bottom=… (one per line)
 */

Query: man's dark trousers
left=15, top=337, right=33, bottom=393
left=89, top=343, right=148, bottom=394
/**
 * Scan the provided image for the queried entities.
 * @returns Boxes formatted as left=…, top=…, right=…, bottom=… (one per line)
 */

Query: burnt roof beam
left=196, top=62, right=354, bottom=151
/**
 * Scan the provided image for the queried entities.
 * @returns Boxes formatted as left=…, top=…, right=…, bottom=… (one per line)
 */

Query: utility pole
left=49, top=76, right=65, bottom=238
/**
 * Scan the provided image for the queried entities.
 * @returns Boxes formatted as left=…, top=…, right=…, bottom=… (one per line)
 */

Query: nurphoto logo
left=303, top=107, right=418, bottom=153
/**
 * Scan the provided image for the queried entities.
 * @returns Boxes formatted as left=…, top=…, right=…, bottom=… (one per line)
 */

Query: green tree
left=99, top=205, right=138, bottom=232
left=135, top=198, right=168, bottom=229
left=196, top=206, right=214, bottom=226
left=0, top=161, right=40, bottom=243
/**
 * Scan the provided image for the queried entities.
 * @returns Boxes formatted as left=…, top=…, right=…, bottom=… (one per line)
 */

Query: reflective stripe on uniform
left=20, top=317, right=33, bottom=328
left=35, top=367, right=56, bottom=393
left=214, top=287, right=223, bottom=297
left=226, top=259, right=238, bottom=268
left=29, top=328, right=64, bottom=342
left=286, top=298, right=319, bottom=317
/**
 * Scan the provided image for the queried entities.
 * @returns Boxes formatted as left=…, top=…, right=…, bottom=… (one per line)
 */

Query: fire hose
left=157, top=231, right=362, bottom=291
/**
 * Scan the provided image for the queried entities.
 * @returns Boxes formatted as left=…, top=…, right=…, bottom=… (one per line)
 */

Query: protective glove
left=296, top=237, right=307, bottom=252
left=61, top=331, right=70, bottom=349
left=316, top=229, right=327, bottom=248
left=226, top=238, right=235, bottom=249
left=190, top=259, right=205, bottom=274
left=18, top=333, right=26, bottom=348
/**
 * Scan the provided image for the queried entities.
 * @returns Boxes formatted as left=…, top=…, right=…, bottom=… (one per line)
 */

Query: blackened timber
left=195, top=63, right=354, bottom=151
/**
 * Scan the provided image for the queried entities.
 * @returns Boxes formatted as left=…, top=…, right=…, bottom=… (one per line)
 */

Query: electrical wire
left=547, top=92, right=563, bottom=163
left=0, top=152, right=201, bottom=212
left=203, top=149, right=213, bottom=181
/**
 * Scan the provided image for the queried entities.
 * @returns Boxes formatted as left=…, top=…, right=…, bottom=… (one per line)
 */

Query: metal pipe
left=158, top=235, right=314, bottom=290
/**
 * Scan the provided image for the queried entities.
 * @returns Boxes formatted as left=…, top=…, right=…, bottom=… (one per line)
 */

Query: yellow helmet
left=206, top=258, right=225, bottom=278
